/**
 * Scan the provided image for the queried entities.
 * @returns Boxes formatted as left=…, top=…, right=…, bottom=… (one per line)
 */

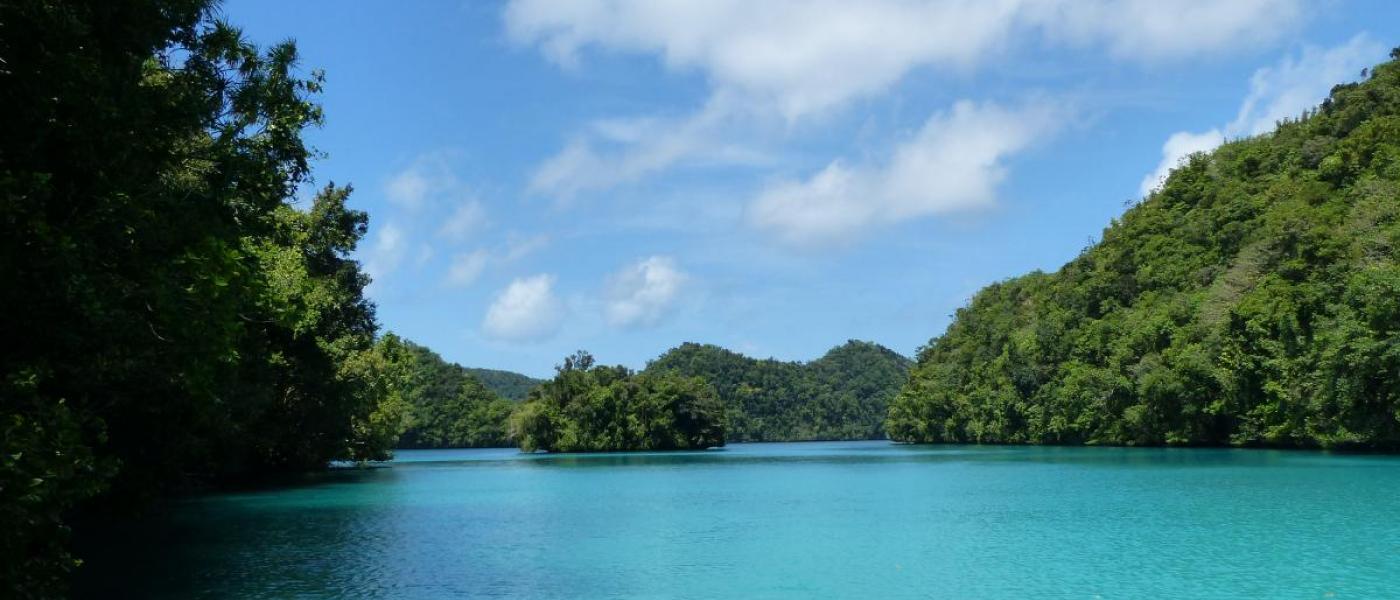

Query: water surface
left=78, top=441, right=1400, bottom=598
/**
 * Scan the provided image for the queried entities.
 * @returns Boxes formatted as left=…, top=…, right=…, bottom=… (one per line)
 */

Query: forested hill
left=646, top=341, right=912, bottom=441
left=381, top=335, right=537, bottom=448
left=465, top=368, right=544, bottom=401
left=888, top=49, right=1400, bottom=450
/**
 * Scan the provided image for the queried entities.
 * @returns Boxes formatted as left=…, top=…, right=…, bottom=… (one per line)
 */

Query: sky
left=223, top=0, right=1400, bottom=378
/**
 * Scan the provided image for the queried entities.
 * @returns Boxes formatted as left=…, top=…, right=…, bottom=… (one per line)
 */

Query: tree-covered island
left=511, top=352, right=726, bottom=452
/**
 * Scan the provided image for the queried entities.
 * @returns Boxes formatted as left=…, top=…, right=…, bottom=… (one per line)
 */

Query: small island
left=510, top=351, right=726, bottom=452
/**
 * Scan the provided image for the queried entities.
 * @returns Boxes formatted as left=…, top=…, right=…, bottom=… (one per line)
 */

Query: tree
left=645, top=341, right=911, bottom=441
left=511, top=352, right=726, bottom=452
left=383, top=334, right=519, bottom=449
left=0, top=1, right=403, bottom=595
left=888, top=50, right=1400, bottom=450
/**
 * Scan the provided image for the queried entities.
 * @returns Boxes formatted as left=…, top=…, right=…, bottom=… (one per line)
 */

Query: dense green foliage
left=512, top=352, right=726, bottom=452
left=464, top=367, right=543, bottom=401
left=647, top=341, right=911, bottom=441
left=0, top=1, right=406, bottom=596
left=889, top=50, right=1400, bottom=449
left=380, top=335, right=517, bottom=449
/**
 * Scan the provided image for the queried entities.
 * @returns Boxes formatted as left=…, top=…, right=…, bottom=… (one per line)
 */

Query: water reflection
left=392, top=441, right=1384, bottom=471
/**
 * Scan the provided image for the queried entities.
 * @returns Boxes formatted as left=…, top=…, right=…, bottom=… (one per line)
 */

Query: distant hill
left=465, top=368, right=543, bottom=401
left=888, top=50, right=1400, bottom=449
left=646, top=340, right=911, bottom=441
left=381, top=336, right=538, bottom=448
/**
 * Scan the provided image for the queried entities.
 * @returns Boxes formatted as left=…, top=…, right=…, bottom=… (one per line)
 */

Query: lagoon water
left=78, top=441, right=1400, bottom=599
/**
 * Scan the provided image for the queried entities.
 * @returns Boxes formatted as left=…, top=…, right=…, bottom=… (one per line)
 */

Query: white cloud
left=527, top=98, right=772, bottom=199
left=506, top=0, right=1297, bottom=119
left=1141, top=34, right=1384, bottom=196
left=445, top=250, right=489, bottom=287
left=1226, top=34, right=1384, bottom=137
left=380, top=154, right=496, bottom=286
left=436, top=233, right=548, bottom=287
left=1027, top=0, right=1304, bottom=63
left=507, top=0, right=1303, bottom=199
left=483, top=274, right=565, bottom=341
left=748, top=101, right=1060, bottom=247
left=439, top=200, right=486, bottom=242
left=604, top=256, right=687, bottom=328
left=507, top=1, right=1018, bottom=120
left=1138, top=129, right=1225, bottom=197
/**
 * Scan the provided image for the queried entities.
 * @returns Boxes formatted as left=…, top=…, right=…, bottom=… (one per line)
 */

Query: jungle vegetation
left=647, top=341, right=912, bottom=441
left=391, top=338, right=911, bottom=450
left=511, top=352, right=726, bottom=453
left=888, top=50, right=1400, bottom=450
left=11, top=0, right=1398, bottom=596
left=380, top=335, right=521, bottom=449
left=0, top=1, right=408, bottom=595
left=464, top=367, right=544, bottom=401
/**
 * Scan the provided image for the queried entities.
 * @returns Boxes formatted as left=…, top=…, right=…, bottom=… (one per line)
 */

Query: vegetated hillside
left=511, top=352, right=725, bottom=452
left=382, top=335, right=517, bottom=449
left=465, top=367, right=543, bottom=400
left=647, top=340, right=912, bottom=441
left=888, top=50, right=1400, bottom=449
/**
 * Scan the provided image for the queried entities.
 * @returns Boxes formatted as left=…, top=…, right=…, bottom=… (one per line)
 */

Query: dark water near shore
left=77, top=441, right=1400, bottom=598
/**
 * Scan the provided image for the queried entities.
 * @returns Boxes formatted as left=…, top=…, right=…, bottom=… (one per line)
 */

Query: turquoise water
left=78, top=441, right=1400, bottom=599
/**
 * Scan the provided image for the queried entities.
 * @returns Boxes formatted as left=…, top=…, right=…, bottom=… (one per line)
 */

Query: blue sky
left=224, top=1, right=1399, bottom=378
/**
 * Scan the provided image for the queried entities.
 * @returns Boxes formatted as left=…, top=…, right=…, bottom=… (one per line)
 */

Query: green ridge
left=888, top=50, right=1400, bottom=449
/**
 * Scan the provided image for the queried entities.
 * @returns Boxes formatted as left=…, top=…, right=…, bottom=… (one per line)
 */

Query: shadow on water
left=73, top=465, right=408, bottom=599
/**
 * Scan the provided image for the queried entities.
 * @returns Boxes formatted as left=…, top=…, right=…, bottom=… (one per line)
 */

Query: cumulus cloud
left=506, top=0, right=1296, bottom=119
left=507, top=1, right=1018, bottom=120
left=604, top=256, right=687, bottom=328
left=445, top=250, right=489, bottom=287
left=506, top=0, right=1303, bottom=199
left=1140, top=34, right=1384, bottom=196
left=483, top=274, right=564, bottom=342
left=1027, top=0, right=1304, bottom=62
left=748, top=101, right=1060, bottom=247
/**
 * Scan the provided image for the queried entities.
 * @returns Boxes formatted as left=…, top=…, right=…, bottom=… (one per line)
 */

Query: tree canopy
left=646, top=341, right=911, bottom=441
left=0, top=1, right=405, bottom=595
left=464, top=367, right=544, bottom=401
left=888, top=50, right=1400, bottom=449
left=512, top=352, right=726, bottom=453
left=380, top=335, right=520, bottom=449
